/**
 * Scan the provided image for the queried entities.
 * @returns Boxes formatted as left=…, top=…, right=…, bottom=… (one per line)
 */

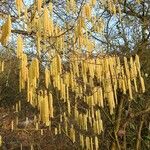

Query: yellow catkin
left=58, top=124, right=61, bottom=134
left=18, top=101, right=21, bottom=111
left=49, top=92, right=53, bottom=118
left=43, top=6, right=49, bottom=38
left=80, top=134, right=84, bottom=149
left=35, top=122, right=39, bottom=130
left=24, top=7, right=28, bottom=20
left=54, top=127, right=58, bottom=135
left=0, top=135, right=2, bottom=147
left=70, top=125, right=75, bottom=143
left=49, top=2, right=53, bottom=15
left=133, top=78, right=138, bottom=92
left=15, top=103, right=19, bottom=112
left=11, top=120, right=14, bottom=131
left=15, top=0, right=23, bottom=17
left=85, top=136, right=90, bottom=149
left=67, top=100, right=71, bottom=115
left=45, top=68, right=50, bottom=88
left=17, top=35, right=23, bottom=59
left=30, top=144, right=34, bottom=150
left=20, top=143, right=23, bottom=150
left=128, top=79, right=133, bottom=100
left=140, top=77, right=145, bottom=93
left=43, top=91, right=50, bottom=126
left=108, top=0, right=113, bottom=13
left=112, top=4, right=116, bottom=15
left=0, top=15, right=12, bottom=45
left=90, top=137, right=93, bottom=150
left=56, top=54, right=62, bottom=74
left=37, top=0, right=43, bottom=12
left=83, top=114, right=87, bottom=131
left=41, top=129, right=43, bottom=135
left=118, top=5, right=122, bottom=19
left=135, top=54, right=141, bottom=77
left=84, top=4, right=91, bottom=20
left=95, top=136, right=99, bottom=150
left=1, top=61, right=4, bottom=72
left=90, top=0, right=96, bottom=6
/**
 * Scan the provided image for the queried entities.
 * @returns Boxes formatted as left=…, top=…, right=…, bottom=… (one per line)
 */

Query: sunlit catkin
left=49, top=2, right=53, bottom=15
left=80, top=134, right=84, bottom=149
left=35, top=122, right=39, bottom=130
left=11, top=120, right=14, bottom=131
left=45, top=68, right=50, bottom=88
left=0, top=135, right=2, bottom=147
left=70, top=125, right=75, bottom=143
left=140, top=77, right=145, bottom=93
left=1, top=61, right=4, bottom=72
left=43, top=6, right=49, bottom=38
left=95, top=136, right=99, bottom=150
left=85, top=136, right=90, bottom=150
left=15, top=0, right=23, bottom=17
left=37, top=0, right=43, bottom=11
left=0, top=15, right=12, bottom=46
left=17, top=35, right=23, bottom=59
left=49, top=92, right=54, bottom=118
left=128, top=79, right=133, bottom=100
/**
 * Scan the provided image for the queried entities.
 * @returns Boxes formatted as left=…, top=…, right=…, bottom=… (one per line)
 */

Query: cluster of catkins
left=0, top=0, right=145, bottom=149
left=16, top=43, right=145, bottom=149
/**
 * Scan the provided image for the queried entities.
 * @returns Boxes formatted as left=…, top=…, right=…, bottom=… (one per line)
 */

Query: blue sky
left=24, top=0, right=34, bottom=7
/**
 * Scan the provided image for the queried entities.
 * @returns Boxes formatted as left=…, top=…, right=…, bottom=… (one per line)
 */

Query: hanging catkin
left=95, top=136, right=99, bottom=150
left=11, top=120, right=14, bottom=131
left=16, top=0, right=23, bottom=17
left=90, top=0, right=96, bottom=6
left=80, top=134, right=84, bottom=149
left=0, top=15, right=12, bottom=46
left=37, top=0, right=43, bottom=11
left=0, top=135, right=2, bottom=147
left=84, top=3, right=91, bottom=20
left=45, top=68, right=50, bottom=89
left=140, top=77, right=145, bottom=93
left=17, top=35, right=23, bottom=59
left=43, top=6, right=49, bottom=38
left=1, top=61, right=4, bottom=72
left=49, top=92, right=54, bottom=118
left=49, top=2, right=53, bottom=15
left=85, top=136, right=90, bottom=150
left=70, top=125, right=75, bottom=143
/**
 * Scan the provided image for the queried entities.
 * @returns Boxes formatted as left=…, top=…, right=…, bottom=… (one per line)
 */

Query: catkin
left=140, top=77, right=145, bottom=93
left=37, top=0, right=43, bottom=11
left=95, top=136, right=99, bottom=150
left=70, top=125, right=75, bottom=143
left=0, top=135, right=2, bottom=147
left=49, top=2, right=53, bottom=15
left=16, top=0, right=23, bottom=17
left=0, top=15, right=12, bottom=45
left=17, top=35, right=23, bottom=59
left=85, top=136, right=90, bottom=150
left=45, top=68, right=50, bottom=88
left=11, top=120, right=14, bottom=131
left=84, top=4, right=91, bottom=20
left=128, top=79, right=133, bottom=100
left=43, top=6, right=49, bottom=38
left=1, top=61, right=4, bottom=72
